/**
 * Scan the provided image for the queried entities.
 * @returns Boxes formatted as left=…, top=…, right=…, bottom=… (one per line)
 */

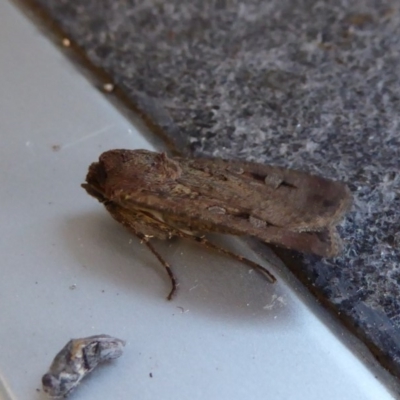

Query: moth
left=82, top=149, right=352, bottom=299
left=42, top=335, right=125, bottom=398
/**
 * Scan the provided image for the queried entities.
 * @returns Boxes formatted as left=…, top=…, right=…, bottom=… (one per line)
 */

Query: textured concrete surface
left=28, top=0, right=400, bottom=379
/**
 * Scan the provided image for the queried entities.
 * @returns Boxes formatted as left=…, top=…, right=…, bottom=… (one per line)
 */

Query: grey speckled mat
left=28, top=0, right=400, bottom=381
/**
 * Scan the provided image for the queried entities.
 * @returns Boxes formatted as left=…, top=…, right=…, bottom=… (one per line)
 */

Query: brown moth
left=82, top=149, right=352, bottom=299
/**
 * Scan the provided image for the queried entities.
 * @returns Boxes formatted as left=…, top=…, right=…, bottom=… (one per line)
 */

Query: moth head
left=81, top=160, right=109, bottom=203
left=81, top=150, right=139, bottom=201
left=83, top=150, right=182, bottom=199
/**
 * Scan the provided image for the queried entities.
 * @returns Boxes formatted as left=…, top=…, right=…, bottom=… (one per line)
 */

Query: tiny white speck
left=279, top=143, right=287, bottom=155
left=62, top=38, right=71, bottom=47
left=305, top=141, right=318, bottom=152
left=103, top=83, right=115, bottom=92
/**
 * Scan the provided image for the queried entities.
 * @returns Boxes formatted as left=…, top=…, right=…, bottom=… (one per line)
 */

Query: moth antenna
left=136, top=215, right=276, bottom=295
left=137, top=213, right=276, bottom=283
left=188, top=235, right=276, bottom=284
left=135, top=233, right=178, bottom=300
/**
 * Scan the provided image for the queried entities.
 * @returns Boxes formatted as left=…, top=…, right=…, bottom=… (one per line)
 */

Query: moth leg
left=135, top=233, right=178, bottom=300
left=186, top=235, right=276, bottom=284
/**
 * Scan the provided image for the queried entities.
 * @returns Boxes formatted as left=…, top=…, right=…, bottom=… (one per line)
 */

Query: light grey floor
left=0, top=1, right=397, bottom=399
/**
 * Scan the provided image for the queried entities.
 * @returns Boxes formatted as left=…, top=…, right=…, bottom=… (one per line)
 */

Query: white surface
left=0, top=1, right=396, bottom=399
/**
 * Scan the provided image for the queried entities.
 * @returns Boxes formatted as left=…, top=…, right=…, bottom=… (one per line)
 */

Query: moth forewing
left=179, top=156, right=352, bottom=231
left=83, top=149, right=352, bottom=299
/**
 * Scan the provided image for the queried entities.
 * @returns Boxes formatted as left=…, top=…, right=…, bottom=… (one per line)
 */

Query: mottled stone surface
left=30, top=0, right=400, bottom=378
